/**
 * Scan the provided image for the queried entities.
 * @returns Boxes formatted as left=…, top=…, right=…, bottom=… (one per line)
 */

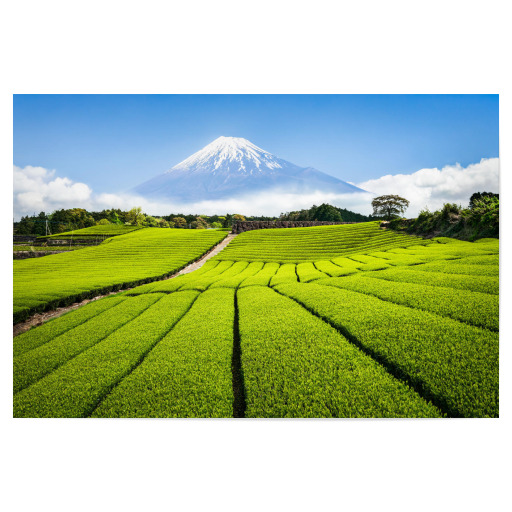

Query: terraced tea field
left=41, top=224, right=143, bottom=239
left=13, top=228, right=228, bottom=323
left=13, top=223, right=499, bottom=418
left=215, top=221, right=431, bottom=262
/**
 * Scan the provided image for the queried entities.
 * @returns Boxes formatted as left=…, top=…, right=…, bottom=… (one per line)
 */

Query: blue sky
left=14, top=94, right=499, bottom=193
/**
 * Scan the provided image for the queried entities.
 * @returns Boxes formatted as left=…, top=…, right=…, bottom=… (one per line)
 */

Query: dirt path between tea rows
left=13, top=233, right=237, bottom=337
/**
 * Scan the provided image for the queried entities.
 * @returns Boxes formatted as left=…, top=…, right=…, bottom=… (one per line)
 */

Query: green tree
left=469, top=192, right=499, bottom=209
left=96, top=218, right=111, bottom=225
left=157, top=218, right=171, bottom=228
left=469, top=196, right=499, bottom=226
left=16, top=215, right=39, bottom=235
left=310, top=203, right=342, bottom=222
left=144, top=215, right=159, bottom=227
left=172, top=216, right=188, bottom=229
left=109, top=211, right=123, bottom=225
left=210, top=221, right=222, bottom=228
left=125, top=207, right=146, bottom=226
left=371, top=195, right=410, bottom=220
left=223, top=214, right=232, bottom=228
left=50, top=208, right=95, bottom=232
left=233, top=214, right=246, bottom=221
left=190, top=216, right=208, bottom=229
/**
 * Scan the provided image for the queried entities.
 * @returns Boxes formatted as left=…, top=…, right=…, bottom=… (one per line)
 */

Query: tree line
left=15, top=191, right=498, bottom=236
left=279, top=204, right=375, bottom=222
left=13, top=207, right=276, bottom=235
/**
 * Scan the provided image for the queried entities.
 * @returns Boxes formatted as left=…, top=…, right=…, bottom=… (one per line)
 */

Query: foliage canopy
left=372, top=195, right=410, bottom=220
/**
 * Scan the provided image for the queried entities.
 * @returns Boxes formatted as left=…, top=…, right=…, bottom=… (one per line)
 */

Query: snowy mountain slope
left=133, top=136, right=367, bottom=201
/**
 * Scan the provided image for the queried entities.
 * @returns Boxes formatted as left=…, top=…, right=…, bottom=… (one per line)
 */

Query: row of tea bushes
left=238, top=287, right=441, bottom=418
left=13, top=228, right=227, bottom=323
left=316, top=274, right=499, bottom=331
left=14, top=292, right=199, bottom=418
left=275, top=282, right=499, bottom=418
left=216, top=222, right=432, bottom=262
left=92, top=289, right=235, bottom=418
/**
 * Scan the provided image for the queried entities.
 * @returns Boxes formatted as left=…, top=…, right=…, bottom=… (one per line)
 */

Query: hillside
left=13, top=223, right=499, bottom=418
left=385, top=197, right=499, bottom=241
left=215, top=221, right=430, bottom=262
left=13, top=228, right=227, bottom=323
left=41, top=225, right=142, bottom=239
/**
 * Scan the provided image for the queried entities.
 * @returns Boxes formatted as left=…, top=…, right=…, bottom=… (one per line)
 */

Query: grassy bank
left=385, top=197, right=499, bottom=241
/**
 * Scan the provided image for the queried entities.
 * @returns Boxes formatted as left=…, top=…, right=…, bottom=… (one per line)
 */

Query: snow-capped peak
left=169, top=136, right=286, bottom=174
left=133, top=135, right=368, bottom=200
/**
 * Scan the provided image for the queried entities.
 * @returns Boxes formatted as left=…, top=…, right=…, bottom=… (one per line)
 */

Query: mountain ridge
left=133, top=136, right=367, bottom=201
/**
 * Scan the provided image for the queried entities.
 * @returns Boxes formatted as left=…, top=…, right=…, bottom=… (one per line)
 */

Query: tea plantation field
left=13, top=228, right=228, bottom=323
left=13, top=223, right=499, bottom=418
left=41, top=224, right=143, bottom=239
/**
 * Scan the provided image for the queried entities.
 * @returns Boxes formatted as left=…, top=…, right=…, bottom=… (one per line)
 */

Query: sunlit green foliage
left=239, top=262, right=280, bottom=287
left=214, top=221, right=430, bottom=262
left=13, top=222, right=499, bottom=418
left=13, top=295, right=127, bottom=357
left=13, top=294, right=162, bottom=394
left=13, top=228, right=227, bottom=322
left=92, top=289, right=235, bottom=418
left=14, top=292, right=198, bottom=418
left=296, top=262, right=329, bottom=282
left=317, top=274, right=498, bottom=331
left=365, top=267, right=499, bottom=296
left=275, top=282, right=499, bottom=418
left=269, top=263, right=298, bottom=286
left=238, top=287, right=441, bottom=418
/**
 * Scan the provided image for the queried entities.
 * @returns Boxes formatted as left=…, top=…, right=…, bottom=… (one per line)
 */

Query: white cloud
left=13, top=158, right=500, bottom=220
left=13, top=164, right=375, bottom=219
left=93, top=190, right=375, bottom=218
left=357, top=158, right=499, bottom=217
left=14, top=165, right=93, bottom=217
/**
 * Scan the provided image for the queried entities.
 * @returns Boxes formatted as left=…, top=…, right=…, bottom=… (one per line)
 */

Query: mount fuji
left=132, top=136, right=367, bottom=201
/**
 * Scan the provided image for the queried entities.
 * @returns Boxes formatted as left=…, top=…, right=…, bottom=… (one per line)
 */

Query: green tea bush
left=296, top=262, right=329, bottom=282
left=367, top=267, right=499, bottom=295
left=276, top=282, right=499, bottom=417
left=14, top=228, right=227, bottom=322
left=13, top=295, right=127, bottom=357
left=13, top=293, right=162, bottom=394
left=239, top=262, right=280, bottom=287
left=238, top=287, right=441, bottom=418
left=317, top=274, right=498, bottom=331
left=91, top=288, right=235, bottom=418
left=14, top=292, right=199, bottom=418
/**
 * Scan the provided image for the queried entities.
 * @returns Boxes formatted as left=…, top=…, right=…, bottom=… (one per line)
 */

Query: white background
left=1, top=1, right=510, bottom=510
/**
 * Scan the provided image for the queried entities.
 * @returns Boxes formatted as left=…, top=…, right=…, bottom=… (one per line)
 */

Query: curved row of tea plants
left=40, top=224, right=142, bottom=239
left=13, top=245, right=80, bottom=252
left=274, top=281, right=498, bottom=418
left=13, top=228, right=227, bottom=323
left=238, top=286, right=441, bottom=418
left=13, top=226, right=499, bottom=418
left=214, top=221, right=432, bottom=262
